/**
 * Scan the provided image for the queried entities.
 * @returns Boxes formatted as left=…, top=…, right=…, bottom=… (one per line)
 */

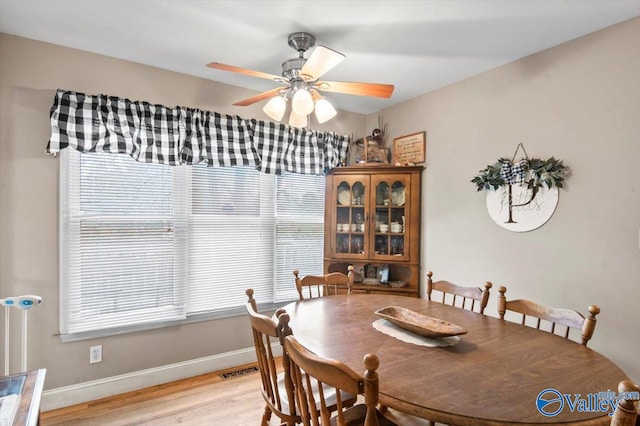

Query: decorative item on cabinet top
left=352, top=114, right=392, bottom=165
left=392, top=131, right=426, bottom=166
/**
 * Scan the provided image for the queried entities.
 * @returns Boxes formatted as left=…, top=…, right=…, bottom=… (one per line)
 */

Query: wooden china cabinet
left=323, top=165, right=423, bottom=297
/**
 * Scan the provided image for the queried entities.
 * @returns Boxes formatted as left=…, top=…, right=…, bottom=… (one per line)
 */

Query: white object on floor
left=1, top=295, right=43, bottom=375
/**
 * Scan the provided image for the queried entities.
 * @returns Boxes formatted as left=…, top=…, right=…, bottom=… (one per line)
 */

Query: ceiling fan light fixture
left=291, top=88, right=314, bottom=116
left=263, top=95, right=286, bottom=121
left=289, top=109, right=307, bottom=128
left=208, top=32, right=394, bottom=127
left=314, top=97, right=337, bottom=124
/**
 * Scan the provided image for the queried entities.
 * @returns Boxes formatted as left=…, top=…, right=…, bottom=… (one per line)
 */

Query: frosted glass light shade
left=263, top=95, right=286, bottom=121
left=314, top=98, right=337, bottom=124
left=289, top=110, right=307, bottom=128
left=291, top=88, right=314, bottom=115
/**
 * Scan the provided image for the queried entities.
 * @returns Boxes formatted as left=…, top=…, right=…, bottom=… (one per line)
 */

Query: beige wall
left=0, top=33, right=365, bottom=389
left=372, top=17, right=640, bottom=381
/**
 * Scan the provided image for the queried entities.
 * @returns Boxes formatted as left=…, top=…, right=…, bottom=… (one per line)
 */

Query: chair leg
left=261, top=405, right=272, bottom=426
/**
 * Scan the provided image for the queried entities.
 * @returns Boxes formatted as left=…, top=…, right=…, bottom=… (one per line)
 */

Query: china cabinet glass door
left=333, top=176, right=368, bottom=258
left=372, top=174, right=409, bottom=261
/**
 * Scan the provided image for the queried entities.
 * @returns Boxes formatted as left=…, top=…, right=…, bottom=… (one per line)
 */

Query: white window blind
left=60, top=150, right=187, bottom=335
left=59, top=151, right=325, bottom=338
left=187, top=165, right=275, bottom=313
left=274, top=173, right=326, bottom=302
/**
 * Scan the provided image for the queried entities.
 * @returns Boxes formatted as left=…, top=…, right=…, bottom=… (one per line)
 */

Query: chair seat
left=330, top=404, right=398, bottom=426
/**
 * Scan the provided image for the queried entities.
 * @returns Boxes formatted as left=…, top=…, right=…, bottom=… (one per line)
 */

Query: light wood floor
left=40, top=361, right=429, bottom=426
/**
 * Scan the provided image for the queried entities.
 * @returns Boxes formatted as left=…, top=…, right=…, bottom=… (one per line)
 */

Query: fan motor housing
left=282, top=58, right=306, bottom=80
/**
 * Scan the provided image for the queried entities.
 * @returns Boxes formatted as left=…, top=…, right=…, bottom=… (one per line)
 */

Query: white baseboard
left=41, top=345, right=277, bottom=412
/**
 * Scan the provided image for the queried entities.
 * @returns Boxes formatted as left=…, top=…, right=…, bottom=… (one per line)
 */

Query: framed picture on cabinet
left=392, top=131, right=426, bottom=165
left=364, top=264, right=377, bottom=279
left=378, top=264, right=390, bottom=284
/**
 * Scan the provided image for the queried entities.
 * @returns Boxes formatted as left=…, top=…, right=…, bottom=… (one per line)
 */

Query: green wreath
left=471, top=157, right=569, bottom=192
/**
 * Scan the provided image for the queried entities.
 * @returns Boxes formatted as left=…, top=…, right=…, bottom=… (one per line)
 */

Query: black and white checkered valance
left=47, top=89, right=349, bottom=174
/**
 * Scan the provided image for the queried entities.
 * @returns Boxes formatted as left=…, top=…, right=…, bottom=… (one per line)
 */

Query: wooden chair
left=426, top=271, right=493, bottom=314
left=246, top=289, right=356, bottom=425
left=294, top=266, right=354, bottom=300
left=246, top=288, right=298, bottom=426
left=611, top=379, right=640, bottom=426
left=284, top=334, right=397, bottom=426
left=497, top=286, right=600, bottom=346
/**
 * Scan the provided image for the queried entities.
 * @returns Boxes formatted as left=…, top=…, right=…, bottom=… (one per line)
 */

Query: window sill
left=58, top=301, right=291, bottom=343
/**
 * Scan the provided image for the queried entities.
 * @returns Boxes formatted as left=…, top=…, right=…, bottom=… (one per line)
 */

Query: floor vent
left=220, top=366, right=259, bottom=380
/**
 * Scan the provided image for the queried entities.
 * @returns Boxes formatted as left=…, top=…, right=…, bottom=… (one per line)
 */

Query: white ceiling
left=1, top=0, right=639, bottom=114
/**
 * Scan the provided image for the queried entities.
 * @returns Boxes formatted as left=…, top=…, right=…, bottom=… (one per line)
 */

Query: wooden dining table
left=282, top=294, right=630, bottom=425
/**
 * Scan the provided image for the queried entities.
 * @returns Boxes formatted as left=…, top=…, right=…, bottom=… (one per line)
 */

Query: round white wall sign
left=485, top=184, right=559, bottom=232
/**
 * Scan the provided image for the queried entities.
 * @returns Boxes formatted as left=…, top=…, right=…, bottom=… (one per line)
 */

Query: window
left=59, top=150, right=325, bottom=339
left=274, top=172, right=326, bottom=302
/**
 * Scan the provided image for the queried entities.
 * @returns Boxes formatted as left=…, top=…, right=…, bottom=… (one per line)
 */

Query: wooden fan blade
left=233, top=87, right=287, bottom=107
left=300, top=46, right=345, bottom=81
left=206, top=62, right=282, bottom=81
left=315, top=81, right=394, bottom=98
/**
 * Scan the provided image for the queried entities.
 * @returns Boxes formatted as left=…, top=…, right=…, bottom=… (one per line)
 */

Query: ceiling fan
left=206, top=32, right=394, bottom=127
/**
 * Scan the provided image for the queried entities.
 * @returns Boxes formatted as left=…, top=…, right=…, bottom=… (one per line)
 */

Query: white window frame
left=59, top=150, right=325, bottom=341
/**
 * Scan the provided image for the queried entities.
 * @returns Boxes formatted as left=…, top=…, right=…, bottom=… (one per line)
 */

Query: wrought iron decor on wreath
left=471, top=143, right=569, bottom=232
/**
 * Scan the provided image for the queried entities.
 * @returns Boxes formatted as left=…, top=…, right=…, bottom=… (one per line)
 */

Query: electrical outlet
left=89, top=345, right=102, bottom=364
